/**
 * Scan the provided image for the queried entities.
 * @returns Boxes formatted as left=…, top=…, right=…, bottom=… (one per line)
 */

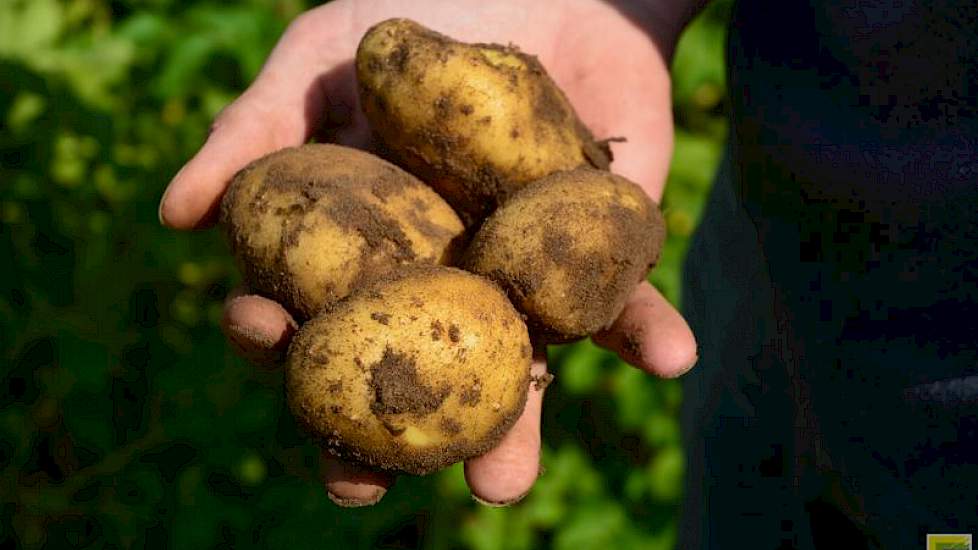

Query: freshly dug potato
left=220, top=144, right=465, bottom=320
left=286, top=266, right=531, bottom=475
left=356, top=18, right=612, bottom=225
left=462, top=168, right=665, bottom=343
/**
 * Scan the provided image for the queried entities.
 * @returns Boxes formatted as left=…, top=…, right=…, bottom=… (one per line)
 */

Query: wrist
left=625, top=0, right=709, bottom=59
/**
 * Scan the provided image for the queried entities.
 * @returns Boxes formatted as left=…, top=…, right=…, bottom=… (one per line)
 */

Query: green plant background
left=0, top=0, right=728, bottom=547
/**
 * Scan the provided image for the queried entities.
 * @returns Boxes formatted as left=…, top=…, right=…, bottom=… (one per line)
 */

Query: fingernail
left=669, top=353, right=699, bottom=379
left=158, top=165, right=188, bottom=227
left=327, top=487, right=387, bottom=508
left=158, top=188, right=171, bottom=227
left=223, top=321, right=288, bottom=367
left=471, top=489, right=530, bottom=508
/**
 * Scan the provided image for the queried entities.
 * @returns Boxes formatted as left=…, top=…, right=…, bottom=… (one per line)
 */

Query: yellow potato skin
left=285, top=266, right=531, bottom=475
left=356, top=18, right=611, bottom=225
left=220, top=144, right=465, bottom=320
left=463, top=168, right=666, bottom=343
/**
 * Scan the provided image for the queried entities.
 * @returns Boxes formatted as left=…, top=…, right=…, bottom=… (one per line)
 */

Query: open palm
left=159, top=0, right=696, bottom=507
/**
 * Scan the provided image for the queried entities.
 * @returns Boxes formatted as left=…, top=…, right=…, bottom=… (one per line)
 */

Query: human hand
left=158, top=0, right=697, bottom=507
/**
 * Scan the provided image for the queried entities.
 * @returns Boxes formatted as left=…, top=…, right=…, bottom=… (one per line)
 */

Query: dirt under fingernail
left=471, top=489, right=530, bottom=508
left=327, top=488, right=387, bottom=508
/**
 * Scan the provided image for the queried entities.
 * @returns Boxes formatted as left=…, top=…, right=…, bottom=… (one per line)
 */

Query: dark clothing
left=680, top=1, right=978, bottom=547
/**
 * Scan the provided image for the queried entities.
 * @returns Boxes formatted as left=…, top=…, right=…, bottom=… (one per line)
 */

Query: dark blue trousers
left=678, top=153, right=978, bottom=549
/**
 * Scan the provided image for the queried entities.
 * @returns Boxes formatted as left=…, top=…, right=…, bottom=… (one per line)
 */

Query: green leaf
left=671, top=7, right=728, bottom=108
left=611, top=365, right=656, bottom=430
left=648, top=446, right=685, bottom=502
left=62, top=395, right=114, bottom=452
left=642, top=410, right=680, bottom=447
left=0, top=0, right=64, bottom=57
left=116, top=12, right=167, bottom=46
left=668, top=130, right=724, bottom=197
left=237, top=452, right=266, bottom=486
left=59, top=333, right=111, bottom=394
left=558, top=340, right=608, bottom=394
left=553, top=501, right=627, bottom=550
left=156, top=34, right=216, bottom=98
left=6, top=91, right=46, bottom=132
left=461, top=507, right=508, bottom=550
left=436, top=462, right=469, bottom=501
left=172, top=466, right=221, bottom=548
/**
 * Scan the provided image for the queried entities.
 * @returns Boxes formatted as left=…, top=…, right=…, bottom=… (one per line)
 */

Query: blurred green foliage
left=0, top=0, right=728, bottom=547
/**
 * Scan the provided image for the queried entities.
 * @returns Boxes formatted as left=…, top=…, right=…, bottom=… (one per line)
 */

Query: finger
left=158, top=95, right=306, bottom=229
left=321, top=452, right=396, bottom=508
left=221, top=289, right=298, bottom=367
left=464, top=357, right=550, bottom=506
left=158, top=7, right=350, bottom=229
left=592, top=280, right=698, bottom=378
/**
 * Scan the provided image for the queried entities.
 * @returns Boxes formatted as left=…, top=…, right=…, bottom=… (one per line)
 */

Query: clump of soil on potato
left=369, top=347, right=449, bottom=416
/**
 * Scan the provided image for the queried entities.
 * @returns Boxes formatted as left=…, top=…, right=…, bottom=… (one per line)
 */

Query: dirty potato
left=356, top=18, right=612, bottom=225
left=220, top=144, right=465, bottom=320
left=462, top=168, right=665, bottom=342
left=285, top=266, right=531, bottom=475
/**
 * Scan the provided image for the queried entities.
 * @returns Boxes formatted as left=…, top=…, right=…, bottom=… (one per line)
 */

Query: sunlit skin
left=159, top=0, right=699, bottom=507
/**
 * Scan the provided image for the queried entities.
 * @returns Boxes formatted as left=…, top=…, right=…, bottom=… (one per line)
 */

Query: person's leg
left=679, top=153, right=811, bottom=549
left=753, top=210, right=978, bottom=546
left=804, top=365, right=978, bottom=546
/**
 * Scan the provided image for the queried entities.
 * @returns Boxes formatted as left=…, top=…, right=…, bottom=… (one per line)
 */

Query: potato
left=462, top=168, right=665, bottom=342
left=220, top=144, right=465, bottom=320
left=285, top=266, right=531, bottom=475
left=356, top=18, right=612, bottom=225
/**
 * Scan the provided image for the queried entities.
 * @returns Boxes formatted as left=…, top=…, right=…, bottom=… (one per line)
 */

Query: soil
left=530, top=372, right=555, bottom=391
left=459, top=378, right=482, bottom=406
left=369, top=347, right=449, bottom=416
